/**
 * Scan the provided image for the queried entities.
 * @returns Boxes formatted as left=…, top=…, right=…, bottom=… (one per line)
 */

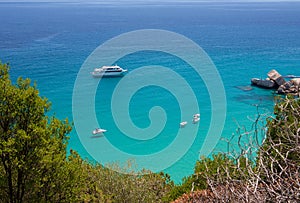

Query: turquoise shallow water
left=1, top=1, right=300, bottom=182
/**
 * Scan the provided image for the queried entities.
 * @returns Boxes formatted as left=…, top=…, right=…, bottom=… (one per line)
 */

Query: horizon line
left=1, top=0, right=300, bottom=3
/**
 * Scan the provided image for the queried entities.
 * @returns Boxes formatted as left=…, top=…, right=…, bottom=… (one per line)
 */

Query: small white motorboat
left=92, top=128, right=107, bottom=135
left=192, top=114, right=200, bottom=124
left=180, top=121, right=188, bottom=128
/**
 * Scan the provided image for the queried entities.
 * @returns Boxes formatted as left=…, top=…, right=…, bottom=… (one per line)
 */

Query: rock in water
left=251, top=69, right=299, bottom=96
left=267, top=69, right=286, bottom=86
left=291, top=78, right=300, bottom=86
left=278, top=80, right=300, bottom=95
left=251, top=78, right=277, bottom=89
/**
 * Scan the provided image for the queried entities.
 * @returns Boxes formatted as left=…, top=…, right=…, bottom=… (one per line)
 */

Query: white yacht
left=91, top=65, right=127, bottom=77
left=92, top=128, right=107, bottom=135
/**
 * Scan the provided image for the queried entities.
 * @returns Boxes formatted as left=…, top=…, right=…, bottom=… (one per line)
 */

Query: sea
left=0, top=1, right=300, bottom=183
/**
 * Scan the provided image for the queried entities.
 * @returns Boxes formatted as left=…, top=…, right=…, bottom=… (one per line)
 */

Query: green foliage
left=78, top=160, right=173, bottom=203
left=0, top=62, right=77, bottom=202
left=265, top=95, right=300, bottom=164
left=0, top=62, right=173, bottom=202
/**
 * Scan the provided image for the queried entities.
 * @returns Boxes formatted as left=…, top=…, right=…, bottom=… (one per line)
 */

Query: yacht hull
left=92, top=71, right=126, bottom=77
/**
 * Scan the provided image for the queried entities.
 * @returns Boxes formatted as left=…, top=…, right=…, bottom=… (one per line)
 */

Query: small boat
left=282, top=75, right=300, bottom=79
left=92, top=128, right=107, bottom=135
left=192, top=114, right=200, bottom=124
left=180, top=121, right=188, bottom=128
left=91, top=65, right=127, bottom=77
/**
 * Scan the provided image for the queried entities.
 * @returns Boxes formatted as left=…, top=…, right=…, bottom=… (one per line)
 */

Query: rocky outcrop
left=251, top=78, right=277, bottom=89
left=251, top=69, right=286, bottom=89
left=277, top=78, right=300, bottom=95
left=251, top=69, right=300, bottom=96
left=267, top=69, right=286, bottom=86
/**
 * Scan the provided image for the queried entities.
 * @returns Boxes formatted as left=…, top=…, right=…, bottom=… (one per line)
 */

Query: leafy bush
left=0, top=62, right=172, bottom=203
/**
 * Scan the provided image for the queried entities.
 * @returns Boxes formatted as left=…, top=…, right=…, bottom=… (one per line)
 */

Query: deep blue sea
left=1, top=1, right=300, bottom=182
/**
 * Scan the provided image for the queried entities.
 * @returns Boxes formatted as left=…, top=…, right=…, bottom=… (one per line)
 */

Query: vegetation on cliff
left=0, top=63, right=172, bottom=202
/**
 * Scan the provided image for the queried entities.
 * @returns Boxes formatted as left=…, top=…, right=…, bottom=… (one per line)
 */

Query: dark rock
left=283, top=81, right=292, bottom=89
left=274, top=76, right=286, bottom=86
left=277, top=81, right=299, bottom=94
left=251, top=78, right=277, bottom=89
left=277, top=87, right=285, bottom=94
